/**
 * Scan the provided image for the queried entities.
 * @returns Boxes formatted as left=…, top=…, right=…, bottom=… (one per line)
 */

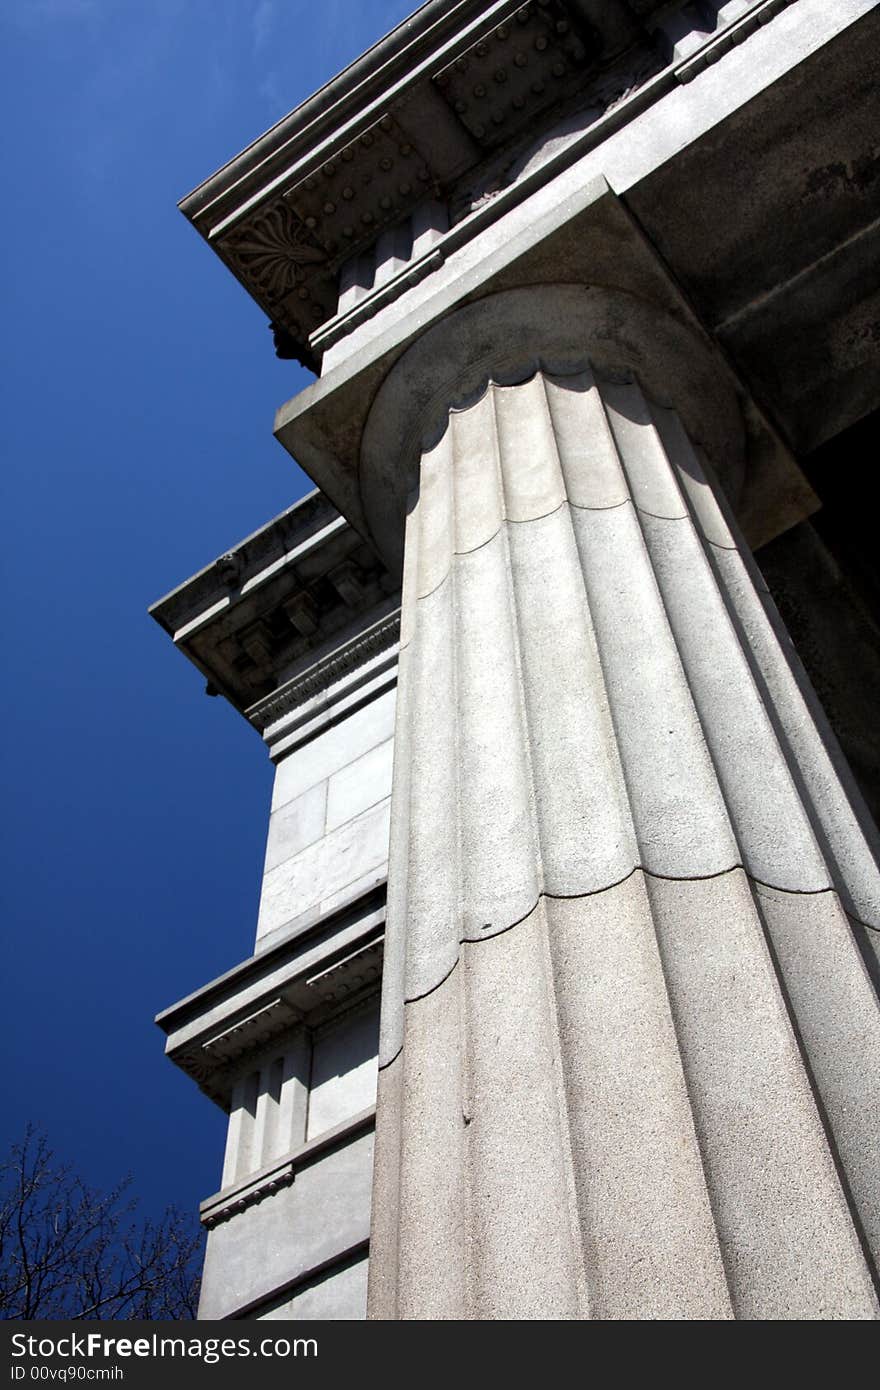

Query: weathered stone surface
left=263, top=782, right=327, bottom=874
left=256, top=1250, right=369, bottom=1321
left=153, top=0, right=880, bottom=1327
left=307, top=1004, right=379, bottom=1140
left=371, top=875, right=880, bottom=1320
left=271, top=687, right=396, bottom=811
left=255, top=681, right=396, bottom=947
left=257, top=798, right=390, bottom=943
left=199, top=1124, right=374, bottom=1320
left=377, top=366, right=880, bottom=1068
left=369, top=356, right=880, bottom=1319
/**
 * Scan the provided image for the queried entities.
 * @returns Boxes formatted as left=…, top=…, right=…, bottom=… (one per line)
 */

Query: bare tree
left=0, top=1126, right=202, bottom=1320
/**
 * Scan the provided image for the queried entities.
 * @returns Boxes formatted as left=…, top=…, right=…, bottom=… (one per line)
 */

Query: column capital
left=276, top=181, right=816, bottom=571
left=361, top=281, right=745, bottom=571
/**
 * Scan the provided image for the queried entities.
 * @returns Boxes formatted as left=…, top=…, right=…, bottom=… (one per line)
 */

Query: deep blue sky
left=1, top=1, right=413, bottom=1227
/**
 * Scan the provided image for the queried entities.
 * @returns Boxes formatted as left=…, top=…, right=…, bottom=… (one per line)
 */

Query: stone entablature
left=149, top=488, right=400, bottom=729
left=181, top=0, right=878, bottom=481
left=180, top=0, right=796, bottom=372
left=150, top=488, right=400, bottom=977
left=156, top=890, right=385, bottom=1320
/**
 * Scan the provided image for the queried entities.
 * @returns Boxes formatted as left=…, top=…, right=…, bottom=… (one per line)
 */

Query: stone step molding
left=367, top=296, right=880, bottom=1319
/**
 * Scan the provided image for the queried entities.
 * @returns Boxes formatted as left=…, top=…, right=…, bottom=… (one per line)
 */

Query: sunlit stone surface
left=153, top=0, right=880, bottom=1320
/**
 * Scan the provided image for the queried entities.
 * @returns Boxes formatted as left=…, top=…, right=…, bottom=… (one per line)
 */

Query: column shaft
left=369, top=368, right=880, bottom=1320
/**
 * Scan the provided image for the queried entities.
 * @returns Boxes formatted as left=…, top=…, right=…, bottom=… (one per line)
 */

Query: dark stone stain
left=804, top=151, right=880, bottom=200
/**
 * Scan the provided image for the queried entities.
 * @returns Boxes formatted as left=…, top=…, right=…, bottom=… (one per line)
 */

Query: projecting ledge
left=156, top=887, right=385, bottom=1108
left=200, top=1106, right=376, bottom=1229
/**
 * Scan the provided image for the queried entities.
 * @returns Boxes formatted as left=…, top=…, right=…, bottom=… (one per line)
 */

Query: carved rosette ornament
left=220, top=203, right=336, bottom=363
left=224, top=203, right=327, bottom=303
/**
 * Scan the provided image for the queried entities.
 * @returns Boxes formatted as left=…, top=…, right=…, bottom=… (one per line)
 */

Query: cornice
left=150, top=488, right=400, bottom=727
left=157, top=888, right=386, bottom=1109
left=169, top=945, right=383, bottom=1107
left=247, top=607, right=401, bottom=736
left=179, top=0, right=666, bottom=370
left=150, top=489, right=339, bottom=636
left=183, top=1, right=647, bottom=233
left=177, top=0, right=801, bottom=372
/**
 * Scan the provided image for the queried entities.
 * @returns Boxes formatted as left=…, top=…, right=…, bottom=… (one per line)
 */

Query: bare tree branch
left=0, top=1126, right=202, bottom=1320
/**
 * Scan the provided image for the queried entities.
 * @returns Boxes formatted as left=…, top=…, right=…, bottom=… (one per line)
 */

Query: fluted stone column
left=365, top=295, right=880, bottom=1320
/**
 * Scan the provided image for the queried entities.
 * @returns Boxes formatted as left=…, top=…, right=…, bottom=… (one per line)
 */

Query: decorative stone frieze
left=184, top=0, right=805, bottom=370
left=248, top=609, right=400, bottom=739
left=284, top=115, right=436, bottom=259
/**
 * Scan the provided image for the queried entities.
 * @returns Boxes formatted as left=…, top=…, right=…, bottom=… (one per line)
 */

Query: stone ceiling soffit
left=282, top=113, right=436, bottom=266
left=184, top=0, right=648, bottom=232
left=623, top=2, right=880, bottom=458
left=430, top=2, right=603, bottom=153
left=216, top=203, right=336, bottom=370
left=180, top=1, right=515, bottom=229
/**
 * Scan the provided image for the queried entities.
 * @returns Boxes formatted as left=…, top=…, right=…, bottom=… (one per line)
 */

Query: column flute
left=364, top=285, right=880, bottom=1321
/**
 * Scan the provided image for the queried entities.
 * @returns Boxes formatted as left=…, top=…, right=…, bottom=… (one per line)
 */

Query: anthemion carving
left=225, top=203, right=327, bottom=299
left=154, top=0, right=880, bottom=1321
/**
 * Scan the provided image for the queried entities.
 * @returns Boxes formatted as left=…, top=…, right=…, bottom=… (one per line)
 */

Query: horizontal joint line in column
left=380, top=866, right=851, bottom=1069
left=413, top=498, right=721, bottom=603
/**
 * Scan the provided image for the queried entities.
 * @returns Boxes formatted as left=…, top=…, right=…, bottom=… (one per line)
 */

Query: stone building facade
left=153, top=0, right=880, bottom=1319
